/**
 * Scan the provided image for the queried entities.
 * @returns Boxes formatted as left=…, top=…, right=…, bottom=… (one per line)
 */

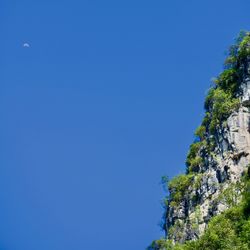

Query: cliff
left=148, top=32, right=250, bottom=249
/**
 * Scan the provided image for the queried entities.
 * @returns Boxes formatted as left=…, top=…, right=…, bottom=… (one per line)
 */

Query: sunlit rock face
left=165, top=55, right=250, bottom=244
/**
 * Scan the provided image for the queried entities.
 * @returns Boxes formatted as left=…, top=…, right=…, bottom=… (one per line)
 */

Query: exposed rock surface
left=165, top=53, right=250, bottom=243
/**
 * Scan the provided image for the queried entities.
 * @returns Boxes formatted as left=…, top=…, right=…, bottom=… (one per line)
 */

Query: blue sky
left=1, top=1, right=250, bottom=249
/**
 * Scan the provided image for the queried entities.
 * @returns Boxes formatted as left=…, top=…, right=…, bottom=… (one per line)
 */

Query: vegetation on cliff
left=148, top=169, right=250, bottom=250
left=148, top=31, right=250, bottom=249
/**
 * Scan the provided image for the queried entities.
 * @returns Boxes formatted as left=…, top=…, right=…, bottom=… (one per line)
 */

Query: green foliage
left=225, top=30, right=250, bottom=68
left=216, top=181, right=244, bottom=208
left=193, top=174, right=203, bottom=189
left=147, top=239, right=174, bottom=250
left=204, top=88, right=240, bottom=134
left=168, top=174, right=193, bottom=205
left=193, top=209, right=248, bottom=250
left=209, top=88, right=239, bottom=121
left=240, top=220, right=250, bottom=248
left=187, top=156, right=203, bottom=173
left=204, top=88, right=216, bottom=112
left=185, top=33, right=249, bottom=175
left=195, top=125, right=206, bottom=140
left=238, top=34, right=250, bottom=59
left=214, top=68, right=239, bottom=94
left=243, top=178, right=250, bottom=217
left=148, top=175, right=250, bottom=250
left=148, top=31, right=250, bottom=250
left=189, top=205, right=202, bottom=232
left=202, top=33, right=250, bottom=136
left=186, top=142, right=205, bottom=173
left=168, top=220, right=185, bottom=241
left=201, top=112, right=211, bottom=127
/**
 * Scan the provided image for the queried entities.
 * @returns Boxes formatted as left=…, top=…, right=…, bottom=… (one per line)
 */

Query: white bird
left=23, top=43, right=30, bottom=48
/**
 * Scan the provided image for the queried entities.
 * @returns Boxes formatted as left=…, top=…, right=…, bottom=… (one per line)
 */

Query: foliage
left=148, top=31, right=250, bottom=250
left=189, top=205, right=202, bottom=232
left=187, top=33, right=250, bottom=174
left=146, top=239, right=174, bottom=250
left=192, top=208, right=248, bottom=250
left=194, top=125, right=206, bottom=140
left=214, top=68, right=239, bottom=94
left=168, top=174, right=193, bottom=205
left=205, top=88, right=240, bottom=134
left=168, top=220, right=185, bottom=241
left=216, top=181, right=244, bottom=208
left=193, top=174, right=203, bottom=189
left=225, top=30, right=250, bottom=68
left=186, top=141, right=205, bottom=173
left=209, top=34, right=250, bottom=130
left=148, top=173, right=250, bottom=250
left=202, top=32, right=250, bottom=136
left=238, top=34, right=250, bottom=60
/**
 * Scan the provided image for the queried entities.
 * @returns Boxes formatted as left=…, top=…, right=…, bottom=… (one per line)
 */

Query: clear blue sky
left=1, top=1, right=250, bottom=249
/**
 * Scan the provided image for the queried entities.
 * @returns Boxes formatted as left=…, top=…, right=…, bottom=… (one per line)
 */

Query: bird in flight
left=23, top=43, right=30, bottom=48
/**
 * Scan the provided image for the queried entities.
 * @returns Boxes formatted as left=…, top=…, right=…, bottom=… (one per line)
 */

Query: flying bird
left=23, top=43, right=30, bottom=48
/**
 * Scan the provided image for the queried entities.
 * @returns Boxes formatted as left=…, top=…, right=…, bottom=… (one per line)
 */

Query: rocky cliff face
left=164, top=34, right=250, bottom=244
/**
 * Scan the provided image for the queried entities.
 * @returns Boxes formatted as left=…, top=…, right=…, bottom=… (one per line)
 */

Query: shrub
left=195, top=212, right=248, bottom=250
left=186, top=142, right=205, bottom=172
left=214, top=68, right=239, bottom=94
left=195, top=125, right=206, bottom=140
left=225, top=30, right=249, bottom=68
left=147, top=239, right=175, bottom=250
left=205, top=88, right=240, bottom=134
left=168, top=220, right=185, bottom=241
left=168, top=174, right=193, bottom=204
left=202, top=33, right=250, bottom=135
left=240, top=220, right=250, bottom=248
left=149, top=169, right=250, bottom=250
left=238, top=34, right=250, bottom=59
left=148, top=31, right=250, bottom=250
left=216, top=181, right=244, bottom=208
left=204, top=88, right=215, bottom=112
left=193, top=174, right=203, bottom=189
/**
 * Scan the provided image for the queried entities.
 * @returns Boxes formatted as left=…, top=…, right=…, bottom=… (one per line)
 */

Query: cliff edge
left=149, top=31, right=250, bottom=250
